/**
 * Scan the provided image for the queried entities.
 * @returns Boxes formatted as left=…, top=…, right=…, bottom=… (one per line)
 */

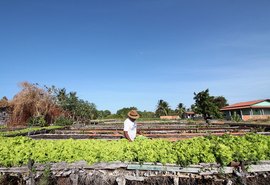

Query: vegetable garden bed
left=27, top=123, right=266, bottom=140
left=1, top=134, right=270, bottom=167
left=2, top=122, right=267, bottom=141
left=1, top=161, right=270, bottom=185
left=1, top=122, right=270, bottom=184
left=1, top=133, right=270, bottom=184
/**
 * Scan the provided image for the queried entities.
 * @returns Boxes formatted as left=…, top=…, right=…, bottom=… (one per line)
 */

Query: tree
left=193, top=89, right=222, bottom=120
left=190, top=104, right=196, bottom=112
left=176, top=103, right=186, bottom=118
left=98, top=110, right=111, bottom=119
left=155, top=100, right=170, bottom=117
left=138, top=110, right=156, bottom=118
left=46, top=85, right=99, bottom=121
left=75, top=100, right=98, bottom=120
left=213, top=96, right=228, bottom=109
left=116, top=107, right=137, bottom=118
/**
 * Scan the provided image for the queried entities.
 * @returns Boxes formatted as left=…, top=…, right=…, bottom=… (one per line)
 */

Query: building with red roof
left=183, top=111, right=195, bottom=119
left=220, top=99, right=270, bottom=121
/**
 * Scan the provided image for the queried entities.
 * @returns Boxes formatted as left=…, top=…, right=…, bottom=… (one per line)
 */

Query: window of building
left=264, top=109, right=270, bottom=115
left=242, top=109, right=250, bottom=115
left=253, top=109, right=261, bottom=115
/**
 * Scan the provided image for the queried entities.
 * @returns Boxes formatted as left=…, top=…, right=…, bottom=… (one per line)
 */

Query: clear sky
left=0, top=0, right=270, bottom=113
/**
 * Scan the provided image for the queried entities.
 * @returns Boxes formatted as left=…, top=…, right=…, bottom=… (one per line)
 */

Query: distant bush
left=231, top=112, right=241, bottom=122
left=54, top=116, right=73, bottom=126
left=105, top=114, right=123, bottom=119
left=28, top=116, right=47, bottom=127
left=187, top=119, right=196, bottom=124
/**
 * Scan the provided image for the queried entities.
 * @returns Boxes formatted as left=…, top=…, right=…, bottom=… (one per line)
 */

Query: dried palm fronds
left=8, top=82, right=63, bottom=127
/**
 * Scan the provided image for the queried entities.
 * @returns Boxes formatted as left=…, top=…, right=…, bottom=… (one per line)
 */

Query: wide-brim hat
left=128, top=110, right=140, bottom=119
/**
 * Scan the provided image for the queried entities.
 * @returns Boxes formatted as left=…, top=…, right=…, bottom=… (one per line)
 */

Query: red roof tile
left=220, top=99, right=270, bottom=110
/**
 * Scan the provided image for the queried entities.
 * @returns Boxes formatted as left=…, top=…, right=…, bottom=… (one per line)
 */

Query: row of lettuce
left=0, top=126, right=63, bottom=137
left=0, top=134, right=269, bottom=167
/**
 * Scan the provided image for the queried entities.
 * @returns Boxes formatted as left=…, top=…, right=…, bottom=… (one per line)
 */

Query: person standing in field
left=123, top=110, right=140, bottom=142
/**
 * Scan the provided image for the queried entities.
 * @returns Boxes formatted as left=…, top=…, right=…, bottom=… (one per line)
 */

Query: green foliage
left=187, top=119, right=196, bottom=124
left=0, top=134, right=270, bottom=167
left=74, top=100, right=98, bottom=120
left=174, top=137, right=216, bottom=166
left=0, top=126, right=63, bottom=137
left=0, top=125, right=7, bottom=129
left=28, top=116, right=47, bottom=127
left=116, top=107, right=137, bottom=118
left=155, top=100, right=171, bottom=117
left=97, top=110, right=111, bottom=119
left=213, top=96, right=228, bottom=109
left=176, top=103, right=186, bottom=118
left=193, top=89, right=224, bottom=119
left=110, top=109, right=155, bottom=119
left=46, top=86, right=98, bottom=121
left=231, top=112, right=241, bottom=122
left=104, top=114, right=122, bottom=119
left=190, top=104, right=196, bottom=112
left=135, top=135, right=148, bottom=140
left=138, top=110, right=156, bottom=119
left=54, top=116, right=73, bottom=126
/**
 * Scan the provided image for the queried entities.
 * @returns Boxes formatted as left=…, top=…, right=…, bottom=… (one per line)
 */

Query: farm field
left=1, top=133, right=270, bottom=167
left=27, top=121, right=270, bottom=141
left=1, top=122, right=270, bottom=184
left=1, top=121, right=270, bottom=166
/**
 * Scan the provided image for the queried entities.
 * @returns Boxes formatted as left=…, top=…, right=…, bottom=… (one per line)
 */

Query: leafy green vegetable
left=0, top=134, right=269, bottom=167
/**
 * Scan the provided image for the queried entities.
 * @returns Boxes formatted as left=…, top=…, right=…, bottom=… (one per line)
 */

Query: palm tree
left=176, top=103, right=186, bottom=118
left=155, top=99, right=170, bottom=117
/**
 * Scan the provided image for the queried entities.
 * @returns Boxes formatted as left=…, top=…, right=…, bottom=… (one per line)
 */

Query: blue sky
left=0, top=0, right=270, bottom=113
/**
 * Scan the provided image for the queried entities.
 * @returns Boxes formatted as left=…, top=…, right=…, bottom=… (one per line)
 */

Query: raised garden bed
left=1, top=161, right=270, bottom=185
left=27, top=123, right=267, bottom=140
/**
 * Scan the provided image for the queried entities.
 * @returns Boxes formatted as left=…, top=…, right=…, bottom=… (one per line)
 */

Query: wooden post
left=27, top=159, right=35, bottom=185
left=173, top=177, right=179, bottom=185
